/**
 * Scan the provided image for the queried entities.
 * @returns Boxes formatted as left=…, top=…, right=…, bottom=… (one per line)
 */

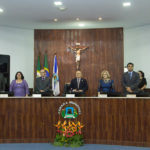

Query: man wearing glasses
left=35, top=69, right=52, bottom=96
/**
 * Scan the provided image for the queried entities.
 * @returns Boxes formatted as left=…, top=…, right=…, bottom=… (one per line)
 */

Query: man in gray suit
left=0, top=73, right=5, bottom=92
left=123, top=62, right=140, bottom=94
left=35, top=69, right=52, bottom=96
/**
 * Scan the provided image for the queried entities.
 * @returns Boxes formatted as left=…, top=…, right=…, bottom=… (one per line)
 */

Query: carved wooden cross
left=68, top=43, right=88, bottom=70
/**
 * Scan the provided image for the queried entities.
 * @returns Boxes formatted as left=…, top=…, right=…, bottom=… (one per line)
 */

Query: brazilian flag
left=36, top=56, right=41, bottom=77
left=44, top=54, right=50, bottom=77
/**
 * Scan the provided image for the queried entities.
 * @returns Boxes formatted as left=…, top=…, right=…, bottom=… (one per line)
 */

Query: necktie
left=129, top=72, right=132, bottom=79
left=77, top=78, right=80, bottom=89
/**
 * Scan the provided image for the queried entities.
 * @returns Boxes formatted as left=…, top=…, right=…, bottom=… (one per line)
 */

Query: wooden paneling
left=0, top=98, right=150, bottom=147
left=34, top=29, right=124, bottom=96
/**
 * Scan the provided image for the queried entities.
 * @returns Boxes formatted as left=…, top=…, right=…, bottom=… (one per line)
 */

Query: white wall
left=0, top=25, right=150, bottom=89
left=0, top=26, right=34, bottom=88
left=124, top=25, right=150, bottom=88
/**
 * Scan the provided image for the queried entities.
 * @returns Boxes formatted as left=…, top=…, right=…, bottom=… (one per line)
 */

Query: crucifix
left=68, top=43, right=88, bottom=70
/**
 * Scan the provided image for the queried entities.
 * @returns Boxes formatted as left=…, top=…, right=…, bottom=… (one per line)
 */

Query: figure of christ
left=69, top=44, right=88, bottom=70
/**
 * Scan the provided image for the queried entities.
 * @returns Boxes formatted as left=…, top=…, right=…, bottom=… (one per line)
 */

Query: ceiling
left=0, top=0, right=150, bottom=29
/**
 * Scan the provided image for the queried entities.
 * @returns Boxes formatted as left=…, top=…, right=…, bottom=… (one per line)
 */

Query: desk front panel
left=0, top=98, right=150, bottom=146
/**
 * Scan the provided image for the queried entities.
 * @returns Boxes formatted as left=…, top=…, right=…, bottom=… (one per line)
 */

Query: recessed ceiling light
left=54, top=1, right=63, bottom=6
left=123, top=2, right=131, bottom=7
left=54, top=18, right=58, bottom=22
left=78, top=23, right=85, bottom=27
left=76, top=18, right=80, bottom=21
left=98, top=17, right=102, bottom=21
left=0, top=8, right=4, bottom=13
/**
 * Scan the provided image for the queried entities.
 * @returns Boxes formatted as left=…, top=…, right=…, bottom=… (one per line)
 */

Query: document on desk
left=0, top=94, right=8, bottom=97
left=98, top=94, right=107, bottom=98
left=32, top=94, right=41, bottom=98
left=66, top=94, right=75, bottom=98
left=126, top=94, right=136, bottom=98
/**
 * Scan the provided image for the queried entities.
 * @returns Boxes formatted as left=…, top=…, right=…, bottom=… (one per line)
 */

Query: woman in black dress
left=138, top=70, right=147, bottom=91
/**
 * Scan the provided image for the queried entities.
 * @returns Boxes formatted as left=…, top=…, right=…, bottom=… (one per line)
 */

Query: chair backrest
left=64, top=83, right=71, bottom=94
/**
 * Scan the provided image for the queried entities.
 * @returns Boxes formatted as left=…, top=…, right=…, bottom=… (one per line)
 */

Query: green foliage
left=74, top=109, right=78, bottom=118
left=53, top=134, right=84, bottom=147
left=61, top=109, right=65, bottom=118
left=53, top=142, right=63, bottom=147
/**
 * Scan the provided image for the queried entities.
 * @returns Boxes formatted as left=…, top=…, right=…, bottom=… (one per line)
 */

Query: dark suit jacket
left=35, top=77, right=52, bottom=93
left=70, top=78, right=88, bottom=93
left=0, top=73, right=5, bottom=91
left=123, top=71, right=140, bottom=93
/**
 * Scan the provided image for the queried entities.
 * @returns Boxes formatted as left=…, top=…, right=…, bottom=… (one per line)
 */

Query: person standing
left=138, top=70, right=147, bottom=91
left=70, top=70, right=88, bottom=95
left=98, top=70, right=115, bottom=94
left=9, top=71, right=29, bottom=97
left=123, top=62, right=140, bottom=94
left=35, top=69, right=52, bottom=96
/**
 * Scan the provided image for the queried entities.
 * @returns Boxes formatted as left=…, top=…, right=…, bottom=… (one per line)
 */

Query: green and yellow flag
left=36, top=56, right=41, bottom=77
left=44, top=54, right=50, bottom=77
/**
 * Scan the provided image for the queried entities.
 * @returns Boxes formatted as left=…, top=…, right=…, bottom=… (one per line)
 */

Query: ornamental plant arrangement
left=54, top=120, right=84, bottom=147
left=54, top=102, right=84, bottom=147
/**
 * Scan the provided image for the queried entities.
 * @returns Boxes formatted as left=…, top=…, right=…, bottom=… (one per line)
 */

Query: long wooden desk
left=0, top=97, right=150, bottom=147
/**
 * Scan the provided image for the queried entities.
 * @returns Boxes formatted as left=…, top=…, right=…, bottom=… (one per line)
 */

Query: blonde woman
left=98, top=70, right=115, bottom=94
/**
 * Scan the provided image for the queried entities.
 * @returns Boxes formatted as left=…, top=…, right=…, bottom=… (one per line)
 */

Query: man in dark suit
left=0, top=73, right=5, bottom=92
left=70, top=71, right=88, bottom=96
left=35, top=69, right=52, bottom=96
left=123, top=62, right=140, bottom=94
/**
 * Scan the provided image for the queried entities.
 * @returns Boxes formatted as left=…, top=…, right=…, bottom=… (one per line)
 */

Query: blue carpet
left=0, top=144, right=150, bottom=150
